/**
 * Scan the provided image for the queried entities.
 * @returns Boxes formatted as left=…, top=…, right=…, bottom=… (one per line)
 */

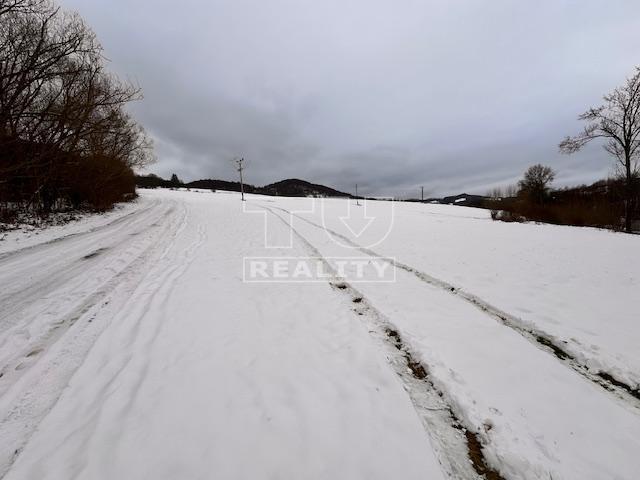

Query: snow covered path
left=0, top=190, right=444, bottom=480
left=0, top=193, right=188, bottom=476
left=1, top=189, right=639, bottom=480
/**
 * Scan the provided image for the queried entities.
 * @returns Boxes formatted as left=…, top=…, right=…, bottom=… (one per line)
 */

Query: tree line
left=0, top=0, right=153, bottom=221
left=488, top=67, right=640, bottom=233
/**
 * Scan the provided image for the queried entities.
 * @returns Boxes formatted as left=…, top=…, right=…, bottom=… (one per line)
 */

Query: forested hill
left=136, top=175, right=351, bottom=198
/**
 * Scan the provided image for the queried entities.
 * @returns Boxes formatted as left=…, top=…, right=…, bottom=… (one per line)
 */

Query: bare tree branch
left=560, top=67, right=640, bottom=232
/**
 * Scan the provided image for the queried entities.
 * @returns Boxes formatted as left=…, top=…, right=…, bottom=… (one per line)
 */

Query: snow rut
left=263, top=205, right=504, bottom=480
left=0, top=200, right=159, bottom=262
left=0, top=198, right=189, bottom=478
left=0, top=200, right=179, bottom=390
left=269, top=204, right=640, bottom=410
left=0, top=201, right=171, bottom=334
left=43, top=217, right=207, bottom=480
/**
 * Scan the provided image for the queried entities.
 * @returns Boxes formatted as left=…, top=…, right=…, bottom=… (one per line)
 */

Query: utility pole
left=421, top=186, right=424, bottom=202
left=235, top=157, right=245, bottom=201
left=355, top=184, right=361, bottom=206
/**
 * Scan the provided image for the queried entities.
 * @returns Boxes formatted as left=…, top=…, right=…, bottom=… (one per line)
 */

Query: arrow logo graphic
left=339, top=200, right=374, bottom=237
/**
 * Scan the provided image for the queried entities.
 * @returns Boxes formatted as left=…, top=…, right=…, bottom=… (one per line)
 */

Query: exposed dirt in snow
left=258, top=197, right=640, bottom=479
left=385, top=326, right=504, bottom=480
left=2, top=190, right=639, bottom=480
left=82, top=247, right=109, bottom=260
left=597, top=371, right=640, bottom=401
left=272, top=204, right=640, bottom=411
left=2, top=191, right=449, bottom=480
left=265, top=204, right=506, bottom=479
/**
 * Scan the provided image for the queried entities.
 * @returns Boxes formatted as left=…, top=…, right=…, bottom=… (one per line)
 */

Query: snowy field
left=0, top=188, right=639, bottom=480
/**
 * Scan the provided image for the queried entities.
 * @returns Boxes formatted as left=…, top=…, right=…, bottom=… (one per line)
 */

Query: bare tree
left=0, top=0, right=47, bottom=17
left=486, top=184, right=519, bottom=199
left=518, top=164, right=555, bottom=205
left=486, top=187, right=503, bottom=200
left=0, top=0, right=154, bottom=214
left=504, top=184, right=519, bottom=198
left=560, top=67, right=640, bottom=232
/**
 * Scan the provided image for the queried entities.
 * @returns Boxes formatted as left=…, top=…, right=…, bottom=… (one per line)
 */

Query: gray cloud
left=61, top=0, right=640, bottom=196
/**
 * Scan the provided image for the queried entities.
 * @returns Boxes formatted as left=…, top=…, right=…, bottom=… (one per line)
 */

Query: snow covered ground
left=0, top=200, right=144, bottom=256
left=0, top=188, right=638, bottom=479
left=276, top=197, right=640, bottom=390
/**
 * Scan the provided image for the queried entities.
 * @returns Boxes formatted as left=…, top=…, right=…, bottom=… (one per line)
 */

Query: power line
left=235, top=157, right=246, bottom=202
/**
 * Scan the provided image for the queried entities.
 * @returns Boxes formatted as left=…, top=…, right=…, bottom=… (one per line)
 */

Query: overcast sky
left=60, top=0, right=640, bottom=197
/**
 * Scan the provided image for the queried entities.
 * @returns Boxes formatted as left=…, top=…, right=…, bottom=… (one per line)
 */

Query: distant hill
left=136, top=175, right=350, bottom=198
left=261, top=178, right=350, bottom=197
left=423, top=193, right=488, bottom=208
left=186, top=178, right=258, bottom=193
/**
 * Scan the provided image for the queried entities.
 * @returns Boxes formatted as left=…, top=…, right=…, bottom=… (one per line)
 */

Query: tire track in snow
left=54, top=205, right=192, bottom=478
left=262, top=205, right=504, bottom=480
left=106, top=222, right=207, bottom=452
left=0, top=199, right=188, bottom=478
left=0, top=199, right=160, bottom=262
left=38, top=210, right=206, bottom=480
left=0, top=202, right=175, bottom=336
left=267, top=204, right=640, bottom=410
left=0, top=199, right=179, bottom=388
